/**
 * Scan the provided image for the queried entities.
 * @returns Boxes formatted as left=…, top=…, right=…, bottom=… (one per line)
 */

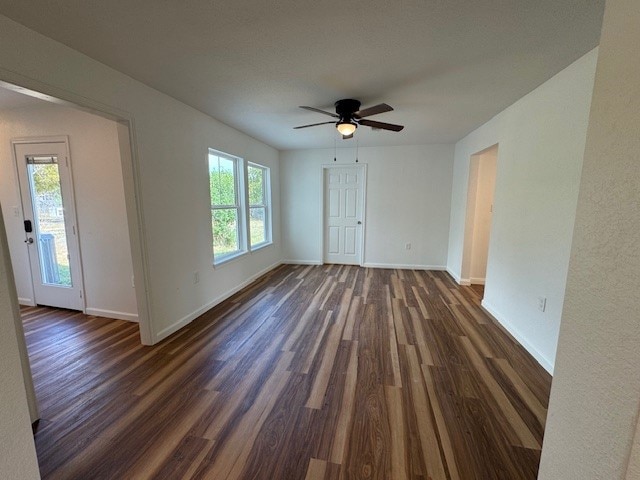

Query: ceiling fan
left=294, top=99, right=404, bottom=139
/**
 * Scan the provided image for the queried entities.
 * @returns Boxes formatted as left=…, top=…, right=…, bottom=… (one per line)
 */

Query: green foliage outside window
left=248, top=165, right=267, bottom=246
left=209, top=154, right=269, bottom=260
left=32, top=164, right=62, bottom=201
left=210, top=155, right=239, bottom=257
left=248, top=166, right=263, bottom=204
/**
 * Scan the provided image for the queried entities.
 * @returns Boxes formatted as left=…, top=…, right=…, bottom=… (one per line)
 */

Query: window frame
left=209, top=149, right=247, bottom=265
left=246, top=162, right=272, bottom=250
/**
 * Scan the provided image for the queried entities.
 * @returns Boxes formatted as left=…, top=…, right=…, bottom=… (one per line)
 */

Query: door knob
left=24, top=237, right=34, bottom=244
left=357, top=221, right=362, bottom=225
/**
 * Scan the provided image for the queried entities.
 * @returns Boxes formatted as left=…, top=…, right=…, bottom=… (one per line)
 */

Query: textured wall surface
left=538, top=0, right=640, bottom=477
left=0, top=210, right=41, bottom=479
left=625, top=419, right=640, bottom=479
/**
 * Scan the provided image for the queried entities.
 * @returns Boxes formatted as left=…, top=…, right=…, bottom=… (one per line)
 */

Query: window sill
left=250, top=241, right=273, bottom=253
left=213, top=250, right=248, bottom=268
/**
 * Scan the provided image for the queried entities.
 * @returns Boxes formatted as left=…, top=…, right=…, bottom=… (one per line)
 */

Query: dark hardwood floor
left=24, top=265, right=551, bottom=479
left=470, top=284, right=484, bottom=297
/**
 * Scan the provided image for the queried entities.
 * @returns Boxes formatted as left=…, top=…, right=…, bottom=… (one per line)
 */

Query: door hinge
left=73, top=225, right=76, bottom=235
left=79, top=290, right=83, bottom=299
left=65, top=157, right=69, bottom=167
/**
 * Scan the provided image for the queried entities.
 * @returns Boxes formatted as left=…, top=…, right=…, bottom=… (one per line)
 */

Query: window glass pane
left=209, top=154, right=236, bottom=206
left=208, top=155, right=221, bottom=205
left=212, top=208, right=239, bottom=257
left=248, top=165, right=264, bottom=205
left=250, top=207, right=266, bottom=246
left=28, top=162, right=72, bottom=287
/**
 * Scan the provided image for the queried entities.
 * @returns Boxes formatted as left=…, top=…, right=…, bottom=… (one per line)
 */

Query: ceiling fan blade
left=299, top=106, right=339, bottom=118
left=293, top=121, right=336, bottom=129
left=342, top=133, right=354, bottom=140
left=358, top=119, right=404, bottom=132
left=354, top=103, right=393, bottom=118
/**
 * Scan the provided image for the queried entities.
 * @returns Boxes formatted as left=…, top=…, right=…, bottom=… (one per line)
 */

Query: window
left=248, top=163, right=271, bottom=248
left=208, top=151, right=272, bottom=264
left=209, top=150, right=245, bottom=263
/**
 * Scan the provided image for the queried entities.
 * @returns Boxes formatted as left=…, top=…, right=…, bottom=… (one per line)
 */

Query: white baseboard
left=481, top=300, right=554, bottom=375
left=155, top=261, right=282, bottom=342
left=470, top=277, right=486, bottom=285
left=281, top=260, right=447, bottom=271
left=281, top=260, right=322, bottom=265
left=18, top=297, right=35, bottom=306
left=85, top=308, right=139, bottom=323
left=446, top=268, right=470, bottom=285
left=363, top=263, right=447, bottom=270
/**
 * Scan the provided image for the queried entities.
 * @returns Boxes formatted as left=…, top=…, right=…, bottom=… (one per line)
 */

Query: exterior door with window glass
left=323, top=165, right=365, bottom=265
left=14, top=140, right=84, bottom=310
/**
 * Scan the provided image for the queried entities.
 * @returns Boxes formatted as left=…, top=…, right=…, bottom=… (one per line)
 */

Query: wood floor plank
left=386, top=288, right=403, bottom=388
left=329, top=340, right=358, bottom=465
left=342, top=296, right=362, bottom=341
left=300, top=311, right=333, bottom=375
left=404, top=345, right=447, bottom=480
left=125, top=389, right=219, bottom=479
left=197, top=352, right=294, bottom=479
left=422, top=365, right=461, bottom=480
left=306, top=289, right=353, bottom=409
left=460, top=336, right=540, bottom=450
left=449, top=304, right=494, bottom=358
left=408, top=307, right=435, bottom=366
left=25, top=265, right=551, bottom=480
left=305, top=458, right=327, bottom=480
left=385, top=386, right=409, bottom=480
left=450, top=288, right=488, bottom=324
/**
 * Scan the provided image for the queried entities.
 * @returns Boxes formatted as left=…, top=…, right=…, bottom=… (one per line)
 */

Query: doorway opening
left=461, top=144, right=498, bottom=293
left=322, top=164, right=367, bottom=265
left=0, top=81, right=152, bottom=425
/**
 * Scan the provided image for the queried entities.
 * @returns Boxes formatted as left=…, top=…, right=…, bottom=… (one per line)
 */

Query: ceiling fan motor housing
left=294, top=99, right=402, bottom=133
left=335, top=99, right=361, bottom=122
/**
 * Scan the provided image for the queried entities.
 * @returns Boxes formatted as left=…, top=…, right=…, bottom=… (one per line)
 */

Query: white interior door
left=14, top=140, right=84, bottom=310
left=323, top=165, right=365, bottom=265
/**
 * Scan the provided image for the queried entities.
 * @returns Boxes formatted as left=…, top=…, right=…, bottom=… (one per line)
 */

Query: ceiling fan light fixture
left=336, top=121, right=357, bottom=136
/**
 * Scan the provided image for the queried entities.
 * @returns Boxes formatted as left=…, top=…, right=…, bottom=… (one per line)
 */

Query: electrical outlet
left=405, top=243, right=411, bottom=250
left=194, top=271, right=200, bottom=284
left=131, top=275, right=135, bottom=288
left=12, top=206, right=20, bottom=217
left=537, top=296, right=547, bottom=312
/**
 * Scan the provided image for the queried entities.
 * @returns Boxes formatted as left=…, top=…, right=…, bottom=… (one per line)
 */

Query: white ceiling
left=0, top=1, right=604, bottom=150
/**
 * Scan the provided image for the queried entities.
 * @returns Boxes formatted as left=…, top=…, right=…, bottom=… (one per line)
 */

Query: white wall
left=281, top=144, right=454, bottom=268
left=538, top=0, right=640, bottom=477
left=625, top=418, right=640, bottom=480
left=0, top=102, right=138, bottom=321
left=0, top=15, right=281, bottom=343
left=463, top=146, right=497, bottom=284
left=0, top=209, right=41, bottom=480
left=447, top=48, right=598, bottom=372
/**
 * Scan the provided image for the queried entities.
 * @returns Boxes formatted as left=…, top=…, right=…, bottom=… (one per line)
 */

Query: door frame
left=461, top=143, right=498, bottom=287
left=0, top=75, right=153, bottom=345
left=11, top=135, right=87, bottom=312
left=320, top=163, right=367, bottom=266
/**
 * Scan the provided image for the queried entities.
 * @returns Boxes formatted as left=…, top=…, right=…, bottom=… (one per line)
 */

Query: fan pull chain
left=356, top=139, right=359, bottom=163
left=334, top=136, right=337, bottom=162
